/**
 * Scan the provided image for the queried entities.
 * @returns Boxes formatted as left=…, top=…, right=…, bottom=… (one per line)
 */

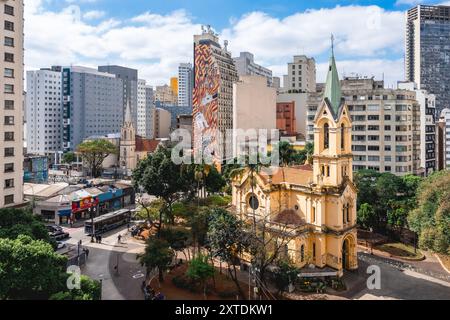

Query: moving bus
left=84, top=209, right=131, bottom=236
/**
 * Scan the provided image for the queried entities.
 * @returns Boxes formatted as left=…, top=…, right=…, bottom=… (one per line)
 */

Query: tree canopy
left=77, top=139, right=117, bottom=178
left=0, top=235, right=67, bottom=300
left=408, top=170, right=450, bottom=254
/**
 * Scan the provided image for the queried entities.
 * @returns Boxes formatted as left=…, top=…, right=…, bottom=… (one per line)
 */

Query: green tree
left=133, top=146, right=191, bottom=235
left=357, top=203, right=377, bottom=230
left=62, top=152, right=76, bottom=164
left=138, top=237, right=175, bottom=282
left=273, top=260, right=298, bottom=296
left=0, top=208, right=52, bottom=244
left=186, top=254, right=215, bottom=299
left=278, top=141, right=295, bottom=166
left=49, top=275, right=101, bottom=300
left=207, top=208, right=249, bottom=299
left=77, top=139, right=117, bottom=178
left=408, top=171, right=450, bottom=254
left=0, top=235, right=67, bottom=300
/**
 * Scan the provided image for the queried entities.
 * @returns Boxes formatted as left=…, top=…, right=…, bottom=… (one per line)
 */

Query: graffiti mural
left=193, top=43, right=221, bottom=162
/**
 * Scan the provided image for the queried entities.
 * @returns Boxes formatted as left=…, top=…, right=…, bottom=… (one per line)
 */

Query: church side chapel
left=231, top=43, right=358, bottom=276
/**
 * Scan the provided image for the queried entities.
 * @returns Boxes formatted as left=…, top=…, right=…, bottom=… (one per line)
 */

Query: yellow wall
left=170, top=77, right=178, bottom=97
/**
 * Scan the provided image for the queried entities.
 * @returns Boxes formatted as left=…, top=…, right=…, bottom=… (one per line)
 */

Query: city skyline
left=25, top=0, right=450, bottom=87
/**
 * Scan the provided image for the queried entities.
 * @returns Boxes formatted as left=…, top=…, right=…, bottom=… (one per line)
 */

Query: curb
left=434, top=254, right=450, bottom=275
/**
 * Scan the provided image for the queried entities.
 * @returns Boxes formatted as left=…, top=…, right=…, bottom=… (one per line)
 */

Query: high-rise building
left=272, top=77, right=281, bottom=90
left=170, top=77, right=178, bottom=100
left=98, top=65, right=138, bottom=128
left=232, top=75, right=276, bottom=157
left=306, top=77, right=422, bottom=176
left=193, top=26, right=238, bottom=163
left=145, top=85, right=154, bottom=138
left=155, top=84, right=177, bottom=105
left=398, top=81, right=436, bottom=175
left=178, top=63, right=193, bottom=107
left=283, top=55, right=316, bottom=93
left=1, top=0, right=24, bottom=207
left=437, top=108, right=450, bottom=170
left=276, top=102, right=297, bottom=136
left=405, top=5, right=450, bottom=116
left=26, top=68, right=63, bottom=159
left=233, top=52, right=273, bottom=87
left=62, top=66, right=124, bottom=150
left=153, top=108, right=171, bottom=139
left=137, top=80, right=153, bottom=138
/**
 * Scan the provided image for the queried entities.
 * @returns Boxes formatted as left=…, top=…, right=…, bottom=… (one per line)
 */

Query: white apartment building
left=137, top=79, right=154, bottom=138
left=1, top=0, right=24, bottom=207
left=178, top=63, right=193, bottom=107
left=306, top=77, right=422, bottom=176
left=283, top=55, right=316, bottom=93
left=26, top=69, right=63, bottom=159
left=398, top=81, right=436, bottom=175
left=233, top=52, right=273, bottom=87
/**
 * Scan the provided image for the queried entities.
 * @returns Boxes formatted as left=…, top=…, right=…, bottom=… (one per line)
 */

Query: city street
left=63, top=225, right=147, bottom=300
left=343, top=253, right=450, bottom=300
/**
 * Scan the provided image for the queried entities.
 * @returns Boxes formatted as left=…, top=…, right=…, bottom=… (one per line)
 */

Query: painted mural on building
left=193, top=43, right=221, bottom=162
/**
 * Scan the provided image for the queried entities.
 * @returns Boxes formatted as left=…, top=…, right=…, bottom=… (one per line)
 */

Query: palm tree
left=278, top=141, right=295, bottom=166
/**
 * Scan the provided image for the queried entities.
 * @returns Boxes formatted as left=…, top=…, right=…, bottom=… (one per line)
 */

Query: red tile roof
left=135, top=136, right=160, bottom=153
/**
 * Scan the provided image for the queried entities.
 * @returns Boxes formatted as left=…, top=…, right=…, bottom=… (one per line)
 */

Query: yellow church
left=231, top=46, right=358, bottom=276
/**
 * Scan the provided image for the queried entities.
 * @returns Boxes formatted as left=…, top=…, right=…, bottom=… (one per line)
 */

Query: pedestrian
left=118, top=234, right=122, bottom=243
left=95, top=235, right=99, bottom=243
left=85, top=248, right=89, bottom=259
left=99, top=235, right=102, bottom=243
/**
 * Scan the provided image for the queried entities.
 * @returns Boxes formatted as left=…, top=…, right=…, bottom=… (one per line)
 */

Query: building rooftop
left=135, top=136, right=161, bottom=153
left=260, top=166, right=313, bottom=186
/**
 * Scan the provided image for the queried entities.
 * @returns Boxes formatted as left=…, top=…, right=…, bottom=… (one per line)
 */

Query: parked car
left=56, top=241, right=66, bottom=250
left=47, top=225, right=70, bottom=240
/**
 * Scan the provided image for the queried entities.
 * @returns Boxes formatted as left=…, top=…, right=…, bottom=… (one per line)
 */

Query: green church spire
left=323, top=34, right=342, bottom=114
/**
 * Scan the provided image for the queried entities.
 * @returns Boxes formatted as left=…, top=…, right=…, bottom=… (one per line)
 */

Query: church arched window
left=341, top=123, right=345, bottom=150
left=324, top=123, right=329, bottom=149
left=300, top=245, right=305, bottom=262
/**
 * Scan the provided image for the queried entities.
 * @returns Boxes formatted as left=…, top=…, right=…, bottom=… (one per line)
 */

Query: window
left=4, top=148, right=14, bottom=157
left=341, top=124, right=345, bottom=150
left=368, top=115, right=379, bottom=121
left=4, top=100, right=14, bottom=110
left=4, top=5, right=14, bottom=16
left=324, top=123, right=329, bottom=149
left=385, top=115, right=391, bottom=121
left=312, top=207, right=316, bottom=223
left=300, top=245, right=305, bottom=262
left=4, top=195, right=14, bottom=205
left=248, top=195, right=259, bottom=210
left=4, top=116, right=14, bottom=125
left=4, top=68, right=14, bottom=78
left=4, top=37, right=14, bottom=47
left=5, top=179, right=14, bottom=189
left=4, top=163, right=13, bottom=173
left=4, top=53, right=14, bottom=63
left=4, top=84, right=13, bottom=94
left=313, top=243, right=316, bottom=258
left=4, top=132, right=14, bottom=141
left=4, top=21, right=14, bottom=31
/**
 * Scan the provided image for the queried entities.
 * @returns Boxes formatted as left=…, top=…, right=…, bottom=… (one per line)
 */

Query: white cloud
left=25, top=3, right=406, bottom=87
left=83, top=10, right=105, bottom=20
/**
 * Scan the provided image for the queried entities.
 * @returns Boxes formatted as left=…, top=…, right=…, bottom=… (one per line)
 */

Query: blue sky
left=26, top=0, right=449, bottom=86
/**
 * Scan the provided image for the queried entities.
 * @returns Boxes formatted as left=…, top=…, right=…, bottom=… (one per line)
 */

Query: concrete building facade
left=406, top=5, right=450, bottom=116
left=283, top=55, right=316, bottom=93
left=98, top=65, right=138, bottom=129
left=178, top=63, right=193, bottom=108
left=232, top=75, right=276, bottom=157
left=233, top=52, right=273, bottom=87
left=0, top=0, right=24, bottom=207
left=276, top=102, right=297, bottom=136
left=306, top=77, right=422, bottom=176
left=193, top=26, right=239, bottom=163
left=26, top=68, right=63, bottom=158
left=153, top=108, right=171, bottom=139
left=62, top=66, right=124, bottom=150
left=398, top=81, right=436, bottom=175
left=137, top=79, right=153, bottom=138
left=437, top=108, right=450, bottom=170
left=155, top=84, right=177, bottom=105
